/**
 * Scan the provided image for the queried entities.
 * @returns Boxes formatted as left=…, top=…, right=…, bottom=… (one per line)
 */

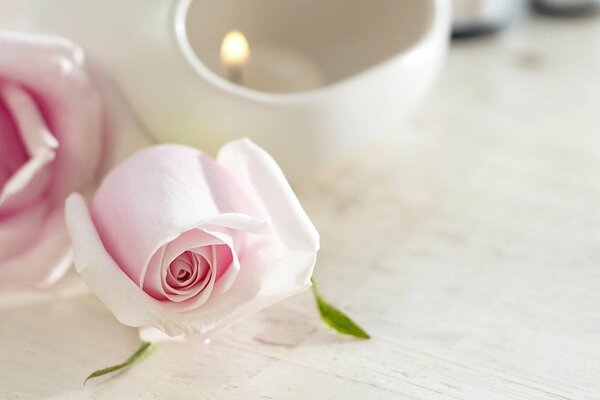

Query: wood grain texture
left=2, top=14, right=600, bottom=400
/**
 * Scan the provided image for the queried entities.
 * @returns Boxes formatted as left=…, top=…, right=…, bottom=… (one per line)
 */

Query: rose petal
left=0, top=201, right=48, bottom=263
left=217, top=138, right=319, bottom=253
left=217, top=138, right=319, bottom=295
left=0, top=82, right=58, bottom=214
left=198, top=227, right=240, bottom=295
left=0, top=83, right=59, bottom=155
left=0, top=95, right=26, bottom=188
left=91, top=145, right=263, bottom=289
left=0, top=206, right=71, bottom=288
left=67, top=193, right=175, bottom=330
left=0, top=31, right=103, bottom=202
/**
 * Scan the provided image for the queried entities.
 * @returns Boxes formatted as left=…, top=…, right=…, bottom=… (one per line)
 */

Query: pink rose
left=0, top=32, right=104, bottom=288
left=66, top=140, right=319, bottom=337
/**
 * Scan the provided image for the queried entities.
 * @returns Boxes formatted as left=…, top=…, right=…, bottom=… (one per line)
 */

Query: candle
left=220, top=30, right=325, bottom=93
left=220, top=30, right=249, bottom=84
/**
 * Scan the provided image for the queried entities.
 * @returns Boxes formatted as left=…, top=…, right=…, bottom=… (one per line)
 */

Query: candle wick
left=227, top=67, right=244, bottom=85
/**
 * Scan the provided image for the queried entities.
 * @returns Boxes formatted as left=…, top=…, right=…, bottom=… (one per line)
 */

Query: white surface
left=2, top=15, right=600, bottom=400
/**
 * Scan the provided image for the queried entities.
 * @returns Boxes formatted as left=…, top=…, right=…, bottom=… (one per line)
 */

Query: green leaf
left=311, top=278, right=370, bottom=339
left=84, top=342, right=154, bottom=384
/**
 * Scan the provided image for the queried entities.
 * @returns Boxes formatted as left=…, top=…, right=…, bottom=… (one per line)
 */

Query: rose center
left=166, top=250, right=212, bottom=291
left=177, top=269, right=191, bottom=281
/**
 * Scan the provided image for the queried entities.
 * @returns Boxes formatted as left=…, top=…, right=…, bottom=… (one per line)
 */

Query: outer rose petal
left=217, top=138, right=320, bottom=295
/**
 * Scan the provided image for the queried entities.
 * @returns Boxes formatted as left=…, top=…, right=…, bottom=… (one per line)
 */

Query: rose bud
left=66, top=139, right=319, bottom=337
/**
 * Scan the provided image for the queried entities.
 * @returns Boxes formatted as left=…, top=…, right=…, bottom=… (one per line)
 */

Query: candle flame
left=220, top=30, right=249, bottom=67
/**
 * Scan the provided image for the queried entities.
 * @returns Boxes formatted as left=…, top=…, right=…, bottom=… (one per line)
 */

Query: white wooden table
left=2, top=14, right=600, bottom=400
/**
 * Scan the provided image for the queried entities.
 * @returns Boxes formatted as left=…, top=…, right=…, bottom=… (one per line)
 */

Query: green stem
left=85, top=341, right=154, bottom=384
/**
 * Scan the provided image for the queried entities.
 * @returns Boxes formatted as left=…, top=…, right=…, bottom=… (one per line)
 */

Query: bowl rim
left=173, top=0, right=449, bottom=104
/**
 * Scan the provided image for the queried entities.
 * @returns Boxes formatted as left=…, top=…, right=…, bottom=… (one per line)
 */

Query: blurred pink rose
left=66, top=140, right=319, bottom=337
left=0, top=32, right=104, bottom=288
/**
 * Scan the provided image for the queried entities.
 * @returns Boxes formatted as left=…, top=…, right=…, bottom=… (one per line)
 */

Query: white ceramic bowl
left=31, top=0, right=450, bottom=177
